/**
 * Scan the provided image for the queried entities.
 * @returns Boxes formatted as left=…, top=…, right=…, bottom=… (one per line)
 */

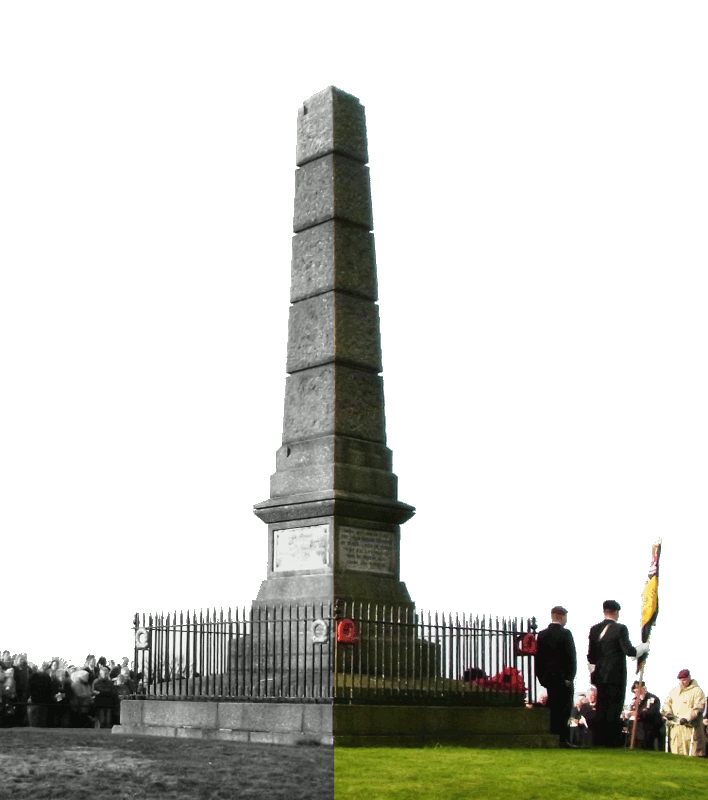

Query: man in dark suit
left=587, top=600, right=649, bottom=747
left=624, top=680, right=663, bottom=750
left=579, top=685, right=599, bottom=744
left=536, top=605, right=577, bottom=747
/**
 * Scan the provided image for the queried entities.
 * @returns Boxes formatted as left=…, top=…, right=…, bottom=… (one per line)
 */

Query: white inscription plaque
left=273, top=525, right=329, bottom=573
left=338, top=526, right=395, bottom=575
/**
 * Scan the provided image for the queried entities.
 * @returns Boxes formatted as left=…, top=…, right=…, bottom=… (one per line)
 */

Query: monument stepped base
left=113, top=700, right=556, bottom=748
left=334, top=705, right=557, bottom=748
left=113, top=700, right=333, bottom=746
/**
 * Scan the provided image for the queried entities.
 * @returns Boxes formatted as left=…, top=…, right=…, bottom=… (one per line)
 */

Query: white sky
left=1, top=3, right=706, bottom=704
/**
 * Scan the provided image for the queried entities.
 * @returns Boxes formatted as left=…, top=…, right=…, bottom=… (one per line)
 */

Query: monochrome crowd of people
left=536, top=601, right=706, bottom=756
left=0, top=651, right=139, bottom=729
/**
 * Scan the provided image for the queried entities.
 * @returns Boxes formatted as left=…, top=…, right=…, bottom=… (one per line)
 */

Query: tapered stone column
left=254, top=87, right=414, bottom=607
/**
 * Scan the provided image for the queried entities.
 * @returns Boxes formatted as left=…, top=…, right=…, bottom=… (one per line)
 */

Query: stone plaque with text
left=338, top=526, right=395, bottom=574
left=273, top=525, right=330, bottom=573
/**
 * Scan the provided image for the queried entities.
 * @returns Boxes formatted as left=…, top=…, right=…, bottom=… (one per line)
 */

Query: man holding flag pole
left=587, top=598, right=650, bottom=748
left=629, top=540, right=661, bottom=750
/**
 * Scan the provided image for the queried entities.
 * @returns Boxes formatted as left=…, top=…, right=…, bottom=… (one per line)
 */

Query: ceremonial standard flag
left=638, top=540, right=661, bottom=671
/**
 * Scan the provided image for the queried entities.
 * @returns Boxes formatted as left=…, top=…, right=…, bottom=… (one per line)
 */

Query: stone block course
left=212, top=729, right=251, bottom=742
left=332, top=704, right=555, bottom=746
left=142, top=700, right=218, bottom=729
left=287, top=292, right=382, bottom=374
left=115, top=724, right=177, bottom=738
left=241, top=702, right=305, bottom=732
left=176, top=726, right=205, bottom=739
left=275, top=437, right=392, bottom=472
left=294, top=155, right=372, bottom=233
left=303, top=703, right=333, bottom=734
left=114, top=701, right=554, bottom=749
left=334, top=733, right=558, bottom=748
left=270, top=462, right=398, bottom=499
left=291, top=222, right=377, bottom=303
left=282, top=365, right=386, bottom=444
left=118, top=701, right=143, bottom=726
left=216, top=703, right=245, bottom=730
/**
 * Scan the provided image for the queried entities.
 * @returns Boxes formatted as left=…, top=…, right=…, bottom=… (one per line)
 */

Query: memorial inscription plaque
left=273, top=525, right=329, bottom=573
left=338, top=526, right=395, bottom=575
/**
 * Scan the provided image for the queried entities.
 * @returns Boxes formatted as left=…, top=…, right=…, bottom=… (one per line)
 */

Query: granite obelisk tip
left=296, top=86, right=368, bottom=167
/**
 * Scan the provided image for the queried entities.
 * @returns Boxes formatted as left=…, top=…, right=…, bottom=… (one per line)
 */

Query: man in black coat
left=27, top=664, right=55, bottom=728
left=579, top=686, right=599, bottom=744
left=625, top=680, right=663, bottom=750
left=587, top=599, right=649, bottom=747
left=536, top=605, right=577, bottom=747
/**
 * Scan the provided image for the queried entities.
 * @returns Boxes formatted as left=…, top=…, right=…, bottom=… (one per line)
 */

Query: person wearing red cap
left=662, top=670, right=705, bottom=756
left=587, top=600, right=649, bottom=747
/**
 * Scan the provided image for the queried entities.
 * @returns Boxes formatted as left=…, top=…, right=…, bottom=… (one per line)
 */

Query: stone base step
left=335, top=733, right=559, bottom=748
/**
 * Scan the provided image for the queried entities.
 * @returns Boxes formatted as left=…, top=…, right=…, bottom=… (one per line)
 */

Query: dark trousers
left=53, top=704, right=72, bottom=728
left=636, top=726, right=663, bottom=750
left=27, top=703, right=49, bottom=728
left=595, top=682, right=625, bottom=747
left=546, top=681, right=574, bottom=743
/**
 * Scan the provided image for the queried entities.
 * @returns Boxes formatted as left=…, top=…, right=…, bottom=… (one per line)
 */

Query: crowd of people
left=0, top=651, right=139, bottom=729
left=535, top=601, right=706, bottom=756
left=568, top=682, right=663, bottom=749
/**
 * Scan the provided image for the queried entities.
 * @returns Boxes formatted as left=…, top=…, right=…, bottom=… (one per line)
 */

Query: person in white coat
left=662, top=669, right=705, bottom=756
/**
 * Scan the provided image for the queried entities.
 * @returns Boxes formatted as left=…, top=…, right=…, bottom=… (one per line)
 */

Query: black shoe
left=561, top=741, right=579, bottom=749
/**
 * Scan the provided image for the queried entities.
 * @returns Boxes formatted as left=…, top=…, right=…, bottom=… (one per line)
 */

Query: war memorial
left=115, top=87, right=554, bottom=747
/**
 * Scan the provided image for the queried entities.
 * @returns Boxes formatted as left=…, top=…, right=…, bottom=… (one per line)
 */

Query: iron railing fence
left=133, top=605, right=538, bottom=705
left=133, top=604, right=334, bottom=702
left=334, top=602, right=538, bottom=705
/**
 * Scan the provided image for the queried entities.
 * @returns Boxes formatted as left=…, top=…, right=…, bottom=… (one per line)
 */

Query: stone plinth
left=114, top=701, right=557, bottom=749
left=114, top=700, right=333, bottom=746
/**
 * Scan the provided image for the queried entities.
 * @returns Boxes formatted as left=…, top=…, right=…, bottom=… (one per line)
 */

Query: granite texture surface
left=254, top=569, right=413, bottom=606
left=114, top=700, right=334, bottom=746
left=286, top=291, right=382, bottom=374
left=333, top=705, right=555, bottom=747
left=115, top=701, right=554, bottom=749
left=294, top=154, right=372, bottom=232
left=296, top=86, right=368, bottom=167
left=270, top=462, right=397, bottom=498
left=291, top=221, right=377, bottom=303
left=253, top=492, right=415, bottom=526
left=275, top=436, right=393, bottom=472
left=282, top=364, right=386, bottom=444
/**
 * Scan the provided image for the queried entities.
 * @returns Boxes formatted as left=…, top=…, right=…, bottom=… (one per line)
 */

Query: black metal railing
left=133, top=604, right=334, bottom=701
left=333, top=602, right=538, bottom=706
left=133, top=605, right=538, bottom=706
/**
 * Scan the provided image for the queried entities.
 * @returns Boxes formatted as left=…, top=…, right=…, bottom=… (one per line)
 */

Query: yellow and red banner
left=638, top=540, right=661, bottom=670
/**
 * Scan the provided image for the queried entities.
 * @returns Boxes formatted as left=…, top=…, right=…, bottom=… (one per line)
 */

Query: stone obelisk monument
left=254, top=86, right=414, bottom=608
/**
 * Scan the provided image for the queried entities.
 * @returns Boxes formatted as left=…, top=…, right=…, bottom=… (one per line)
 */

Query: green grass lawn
left=334, top=747, right=708, bottom=800
left=5, top=729, right=707, bottom=800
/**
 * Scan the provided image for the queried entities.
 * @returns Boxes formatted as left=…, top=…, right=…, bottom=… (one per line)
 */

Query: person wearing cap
left=579, top=686, right=599, bottom=744
left=587, top=600, right=649, bottom=747
left=622, top=680, right=663, bottom=750
left=662, top=670, right=705, bottom=756
left=536, top=605, right=577, bottom=748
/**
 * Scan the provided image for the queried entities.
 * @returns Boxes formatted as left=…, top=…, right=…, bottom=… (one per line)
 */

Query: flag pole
left=630, top=538, right=661, bottom=750
left=630, top=629, right=653, bottom=750
left=629, top=651, right=647, bottom=749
